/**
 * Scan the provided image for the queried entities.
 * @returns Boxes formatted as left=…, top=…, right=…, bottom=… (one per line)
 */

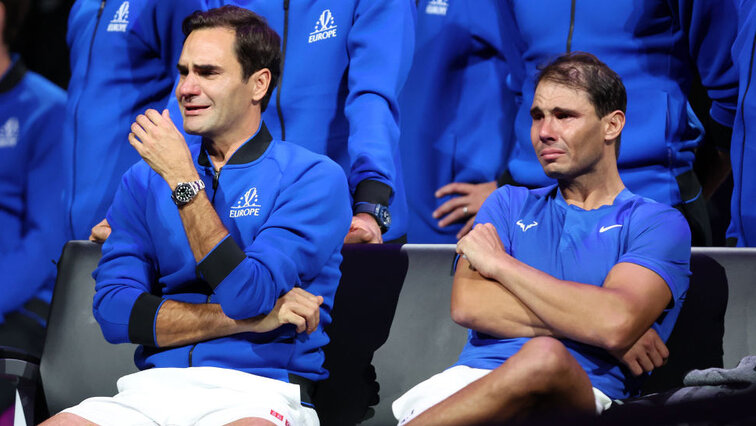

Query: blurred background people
left=399, top=0, right=517, bottom=243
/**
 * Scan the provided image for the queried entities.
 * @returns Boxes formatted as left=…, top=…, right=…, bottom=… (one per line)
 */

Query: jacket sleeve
left=0, top=95, right=67, bottom=321
left=92, top=165, right=163, bottom=345
left=344, top=0, right=416, bottom=205
left=676, top=0, right=739, bottom=128
left=197, top=158, right=352, bottom=320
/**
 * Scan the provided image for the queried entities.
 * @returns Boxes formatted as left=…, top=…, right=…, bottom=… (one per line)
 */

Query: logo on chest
left=107, top=1, right=129, bottom=33
left=230, top=187, right=262, bottom=218
left=0, top=118, right=19, bottom=148
left=516, top=219, right=538, bottom=232
left=425, top=0, right=449, bottom=16
left=308, top=9, right=338, bottom=43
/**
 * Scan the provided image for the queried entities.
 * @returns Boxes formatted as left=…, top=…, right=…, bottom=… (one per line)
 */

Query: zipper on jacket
left=187, top=294, right=213, bottom=367
left=69, top=0, right=107, bottom=236
left=737, top=32, right=756, bottom=245
left=276, top=0, right=290, bottom=140
left=211, top=167, right=222, bottom=204
left=566, top=0, right=576, bottom=53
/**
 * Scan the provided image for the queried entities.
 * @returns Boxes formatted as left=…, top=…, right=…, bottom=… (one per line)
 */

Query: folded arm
left=456, top=223, right=672, bottom=352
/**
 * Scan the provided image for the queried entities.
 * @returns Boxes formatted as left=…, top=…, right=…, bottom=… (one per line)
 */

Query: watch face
left=174, top=183, right=195, bottom=204
left=379, top=207, right=391, bottom=227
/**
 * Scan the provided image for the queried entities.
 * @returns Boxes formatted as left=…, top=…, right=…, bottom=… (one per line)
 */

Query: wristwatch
left=171, top=179, right=205, bottom=207
left=354, top=202, right=391, bottom=234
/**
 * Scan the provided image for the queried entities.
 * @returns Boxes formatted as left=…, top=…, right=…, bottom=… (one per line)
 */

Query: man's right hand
left=247, top=287, right=323, bottom=334
left=609, top=328, right=669, bottom=376
left=89, top=218, right=112, bottom=243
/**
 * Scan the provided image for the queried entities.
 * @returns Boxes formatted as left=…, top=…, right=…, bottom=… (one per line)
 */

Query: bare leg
left=407, top=337, right=596, bottom=426
left=225, top=418, right=276, bottom=426
left=39, top=413, right=99, bottom=425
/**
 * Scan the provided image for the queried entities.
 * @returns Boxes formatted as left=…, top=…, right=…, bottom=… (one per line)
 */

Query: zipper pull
left=97, top=0, right=106, bottom=18
left=213, top=167, right=221, bottom=191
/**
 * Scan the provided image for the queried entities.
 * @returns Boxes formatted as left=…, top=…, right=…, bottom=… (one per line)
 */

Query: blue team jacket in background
left=501, top=0, right=738, bottom=208
left=399, top=0, right=517, bottom=243
left=728, top=0, right=756, bottom=247
left=0, top=56, right=66, bottom=321
left=64, top=0, right=204, bottom=240
left=94, top=123, right=351, bottom=382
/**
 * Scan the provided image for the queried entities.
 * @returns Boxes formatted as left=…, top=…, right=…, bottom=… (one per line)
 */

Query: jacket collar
left=198, top=121, right=273, bottom=167
left=0, top=56, right=26, bottom=94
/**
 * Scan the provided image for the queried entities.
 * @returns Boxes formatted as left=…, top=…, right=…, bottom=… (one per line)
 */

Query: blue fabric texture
left=454, top=185, right=691, bottom=399
left=64, top=0, right=205, bottom=240
left=399, top=0, right=517, bottom=243
left=92, top=123, right=352, bottom=382
left=728, top=0, right=756, bottom=246
left=0, top=56, right=67, bottom=322
left=500, top=0, right=738, bottom=207
left=169, top=0, right=415, bottom=241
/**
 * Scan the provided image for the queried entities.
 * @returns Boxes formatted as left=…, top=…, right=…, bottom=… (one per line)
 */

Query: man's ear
left=249, top=68, right=272, bottom=104
left=603, top=110, right=625, bottom=141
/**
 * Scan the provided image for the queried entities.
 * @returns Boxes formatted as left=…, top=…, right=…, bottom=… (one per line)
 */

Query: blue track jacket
left=399, top=0, right=517, bottom=243
left=171, top=0, right=415, bottom=241
left=0, top=56, right=67, bottom=321
left=64, top=0, right=204, bottom=240
left=728, top=0, right=756, bottom=246
left=500, top=0, right=738, bottom=207
left=93, top=123, right=351, bottom=382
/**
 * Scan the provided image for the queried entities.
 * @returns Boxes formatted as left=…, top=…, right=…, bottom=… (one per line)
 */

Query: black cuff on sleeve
left=197, top=236, right=246, bottom=290
left=353, top=180, right=392, bottom=206
left=707, top=116, right=733, bottom=151
left=128, top=292, right=163, bottom=346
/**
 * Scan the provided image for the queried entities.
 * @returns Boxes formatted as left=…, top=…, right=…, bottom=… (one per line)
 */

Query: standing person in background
left=728, top=0, right=756, bottom=247
left=0, top=0, right=66, bottom=422
left=65, top=0, right=204, bottom=241
left=400, top=0, right=517, bottom=243
left=443, top=0, right=738, bottom=246
left=169, top=0, right=415, bottom=244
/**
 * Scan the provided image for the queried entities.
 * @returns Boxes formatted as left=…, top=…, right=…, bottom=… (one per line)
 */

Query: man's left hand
left=344, top=213, right=383, bottom=244
left=456, top=223, right=507, bottom=279
left=128, top=109, right=198, bottom=188
left=609, top=328, right=669, bottom=376
left=433, top=181, right=497, bottom=240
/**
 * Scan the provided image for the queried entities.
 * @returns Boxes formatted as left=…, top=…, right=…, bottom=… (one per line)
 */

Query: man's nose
left=177, top=74, right=200, bottom=98
left=538, top=117, right=557, bottom=142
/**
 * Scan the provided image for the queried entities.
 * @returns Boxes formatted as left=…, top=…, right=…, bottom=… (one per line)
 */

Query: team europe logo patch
left=0, top=117, right=19, bottom=148
left=308, top=9, right=337, bottom=43
left=107, top=1, right=129, bottom=32
left=425, top=0, right=448, bottom=15
left=230, top=187, right=262, bottom=218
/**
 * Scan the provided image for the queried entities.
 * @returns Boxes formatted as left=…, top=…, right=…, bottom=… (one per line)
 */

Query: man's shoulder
left=268, top=140, right=347, bottom=182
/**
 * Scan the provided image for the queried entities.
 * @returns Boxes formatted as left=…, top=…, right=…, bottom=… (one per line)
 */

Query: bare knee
left=519, top=336, right=575, bottom=380
left=39, top=412, right=99, bottom=426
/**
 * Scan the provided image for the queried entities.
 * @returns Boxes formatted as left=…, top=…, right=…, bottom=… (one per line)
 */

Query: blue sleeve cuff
left=197, top=235, right=246, bottom=290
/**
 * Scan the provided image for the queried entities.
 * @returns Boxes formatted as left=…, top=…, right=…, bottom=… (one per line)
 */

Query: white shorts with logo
left=62, top=367, right=319, bottom=426
left=392, top=365, right=612, bottom=425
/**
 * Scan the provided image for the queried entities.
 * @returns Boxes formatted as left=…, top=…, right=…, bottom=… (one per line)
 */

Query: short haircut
left=536, top=52, right=627, bottom=157
left=1, top=0, right=31, bottom=46
left=182, top=5, right=281, bottom=112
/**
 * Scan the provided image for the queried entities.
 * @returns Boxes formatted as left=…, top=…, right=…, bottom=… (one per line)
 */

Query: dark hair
left=1, top=0, right=31, bottom=45
left=183, top=5, right=281, bottom=112
left=536, top=52, right=626, bottom=157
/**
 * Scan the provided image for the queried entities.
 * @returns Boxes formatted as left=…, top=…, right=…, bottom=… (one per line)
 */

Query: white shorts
left=392, top=365, right=612, bottom=425
left=62, top=367, right=319, bottom=426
